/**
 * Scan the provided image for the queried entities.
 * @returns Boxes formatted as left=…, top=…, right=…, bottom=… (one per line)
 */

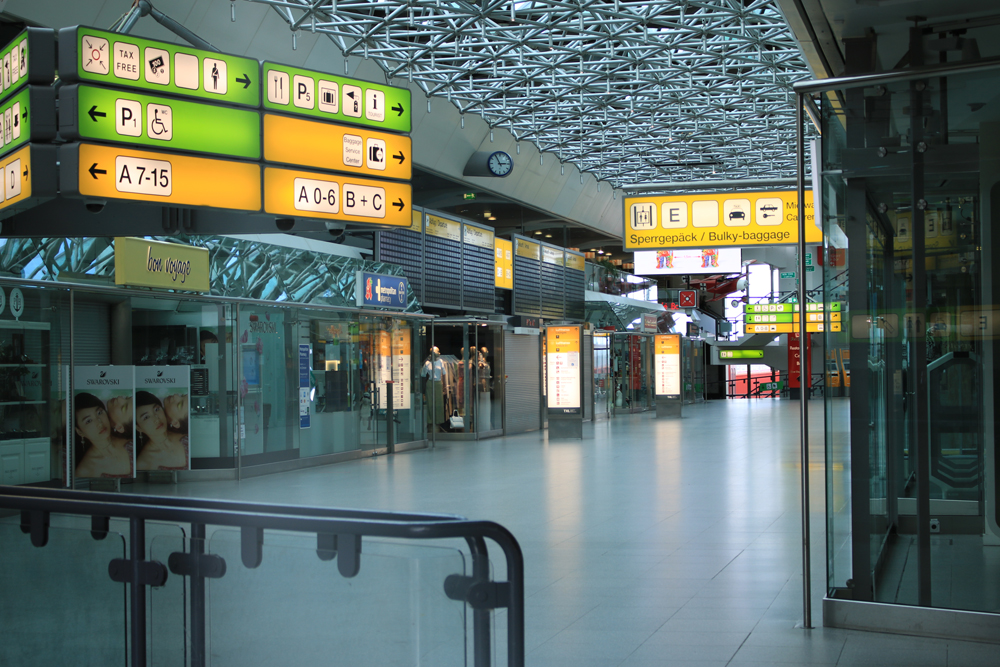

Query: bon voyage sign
left=114, top=236, right=210, bottom=291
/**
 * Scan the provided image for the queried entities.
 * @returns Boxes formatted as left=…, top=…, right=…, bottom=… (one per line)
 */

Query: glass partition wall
left=0, top=278, right=428, bottom=488
left=611, top=333, right=654, bottom=414
left=814, top=61, right=1000, bottom=627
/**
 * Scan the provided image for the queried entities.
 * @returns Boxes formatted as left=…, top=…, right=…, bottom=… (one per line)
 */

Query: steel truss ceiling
left=243, top=0, right=812, bottom=188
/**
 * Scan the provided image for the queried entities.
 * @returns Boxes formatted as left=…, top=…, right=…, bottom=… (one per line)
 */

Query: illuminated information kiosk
left=655, top=334, right=683, bottom=418
left=545, top=325, right=584, bottom=439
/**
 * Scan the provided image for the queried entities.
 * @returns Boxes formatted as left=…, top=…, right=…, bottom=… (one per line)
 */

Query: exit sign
left=780, top=272, right=795, bottom=279
left=463, top=193, right=476, bottom=200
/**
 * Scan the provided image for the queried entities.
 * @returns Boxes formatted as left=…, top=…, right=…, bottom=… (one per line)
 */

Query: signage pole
left=796, top=95, right=813, bottom=629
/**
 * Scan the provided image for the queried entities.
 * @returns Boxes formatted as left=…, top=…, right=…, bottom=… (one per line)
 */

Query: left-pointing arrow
left=392, top=198, right=405, bottom=211
left=89, top=163, right=107, bottom=179
left=88, top=106, right=106, bottom=122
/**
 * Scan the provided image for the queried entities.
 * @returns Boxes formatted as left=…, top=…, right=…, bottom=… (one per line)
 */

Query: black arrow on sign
left=88, top=163, right=107, bottom=179
left=236, top=74, right=252, bottom=89
left=391, top=103, right=404, bottom=116
left=392, top=198, right=405, bottom=211
left=88, top=106, right=106, bottom=122
left=393, top=151, right=405, bottom=164
left=21, top=106, right=27, bottom=120
left=23, top=167, right=28, bottom=178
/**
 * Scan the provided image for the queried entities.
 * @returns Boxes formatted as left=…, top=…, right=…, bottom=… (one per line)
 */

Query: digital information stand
left=655, top=334, right=683, bottom=418
left=545, top=325, right=584, bottom=439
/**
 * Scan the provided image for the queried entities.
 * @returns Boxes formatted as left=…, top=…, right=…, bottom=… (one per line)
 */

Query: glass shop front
left=0, top=237, right=428, bottom=488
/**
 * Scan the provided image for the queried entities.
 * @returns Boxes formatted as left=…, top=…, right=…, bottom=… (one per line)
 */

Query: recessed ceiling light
left=534, top=230, right=543, bottom=235
left=488, top=216, right=496, bottom=221
left=544, top=234, right=552, bottom=238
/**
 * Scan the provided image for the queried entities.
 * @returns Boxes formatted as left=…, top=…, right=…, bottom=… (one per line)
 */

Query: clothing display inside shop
left=421, top=346, right=493, bottom=432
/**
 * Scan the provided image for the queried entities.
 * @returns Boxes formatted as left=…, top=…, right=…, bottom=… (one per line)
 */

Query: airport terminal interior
left=1, top=0, right=999, bottom=665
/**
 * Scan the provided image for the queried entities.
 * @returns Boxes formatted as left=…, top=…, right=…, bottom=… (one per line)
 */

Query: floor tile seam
left=610, top=606, right=685, bottom=667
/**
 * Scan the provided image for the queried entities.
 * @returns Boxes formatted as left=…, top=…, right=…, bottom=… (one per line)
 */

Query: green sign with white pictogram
left=0, top=28, right=56, bottom=104
left=0, top=86, right=57, bottom=159
left=746, top=302, right=841, bottom=313
left=759, top=381, right=784, bottom=391
left=805, top=252, right=812, bottom=266
left=261, top=61, right=411, bottom=133
left=59, top=84, right=261, bottom=160
left=58, top=26, right=260, bottom=108
left=719, top=349, right=764, bottom=359
left=780, top=271, right=795, bottom=279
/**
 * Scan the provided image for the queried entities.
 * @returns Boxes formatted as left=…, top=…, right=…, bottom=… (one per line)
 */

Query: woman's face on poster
left=163, top=393, right=188, bottom=427
left=136, top=402, right=167, bottom=439
left=75, top=405, right=109, bottom=443
left=106, top=395, right=133, bottom=432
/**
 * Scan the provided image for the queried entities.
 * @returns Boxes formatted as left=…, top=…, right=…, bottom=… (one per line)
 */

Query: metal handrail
left=793, top=54, right=1000, bottom=94
left=0, top=486, right=524, bottom=667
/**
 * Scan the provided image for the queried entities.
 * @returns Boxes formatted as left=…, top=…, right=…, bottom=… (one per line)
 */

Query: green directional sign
left=746, top=302, right=842, bottom=314
left=262, top=61, right=411, bottom=133
left=58, top=26, right=260, bottom=108
left=0, top=28, right=56, bottom=104
left=59, top=84, right=261, bottom=160
left=779, top=271, right=795, bottom=279
left=719, top=349, right=765, bottom=359
left=759, top=381, right=784, bottom=391
left=0, top=86, right=56, bottom=159
left=745, top=313, right=796, bottom=324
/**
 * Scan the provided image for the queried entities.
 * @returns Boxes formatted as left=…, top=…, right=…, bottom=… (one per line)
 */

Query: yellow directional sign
left=623, top=190, right=821, bottom=250
left=0, top=144, right=57, bottom=219
left=263, top=165, right=411, bottom=226
left=263, top=114, right=411, bottom=181
left=61, top=143, right=261, bottom=211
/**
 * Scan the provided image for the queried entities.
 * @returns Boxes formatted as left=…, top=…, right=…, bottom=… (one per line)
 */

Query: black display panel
left=540, top=262, right=564, bottom=319
left=565, top=265, right=586, bottom=321
left=378, top=229, right=423, bottom=302
left=513, top=255, right=541, bottom=317
left=423, top=234, right=462, bottom=308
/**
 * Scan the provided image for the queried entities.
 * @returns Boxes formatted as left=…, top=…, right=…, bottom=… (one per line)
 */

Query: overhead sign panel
left=0, top=28, right=56, bottom=103
left=0, top=86, right=57, bottom=159
left=262, top=113, right=410, bottom=180
left=58, top=26, right=260, bottom=108
left=61, top=143, right=261, bottom=211
left=633, top=248, right=742, bottom=275
left=263, top=165, right=411, bottom=226
left=623, top=190, right=820, bottom=250
left=262, top=61, right=410, bottom=133
left=0, top=144, right=58, bottom=220
left=59, top=84, right=261, bottom=160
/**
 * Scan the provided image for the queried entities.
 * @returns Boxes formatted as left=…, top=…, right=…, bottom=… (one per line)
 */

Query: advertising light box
left=633, top=248, right=741, bottom=275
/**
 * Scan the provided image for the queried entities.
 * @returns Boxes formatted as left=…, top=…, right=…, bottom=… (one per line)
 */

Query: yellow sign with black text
left=263, top=165, right=411, bottom=225
left=263, top=113, right=411, bottom=181
left=66, top=143, right=261, bottom=211
left=494, top=238, right=513, bottom=289
left=623, top=190, right=820, bottom=250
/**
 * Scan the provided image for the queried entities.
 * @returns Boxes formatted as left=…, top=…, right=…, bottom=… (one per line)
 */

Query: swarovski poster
left=134, top=366, right=191, bottom=471
left=73, top=366, right=135, bottom=479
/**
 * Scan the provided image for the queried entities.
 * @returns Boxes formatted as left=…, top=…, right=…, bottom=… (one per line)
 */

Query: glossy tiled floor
left=146, top=399, right=997, bottom=666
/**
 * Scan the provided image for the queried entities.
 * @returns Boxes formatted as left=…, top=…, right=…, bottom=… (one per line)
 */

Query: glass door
left=593, top=332, right=612, bottom=419
left=358, top=316, right=391, bottom=451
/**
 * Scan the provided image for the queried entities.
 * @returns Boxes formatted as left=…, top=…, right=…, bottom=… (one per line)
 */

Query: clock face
left=488, top=151, right=513, bottom=177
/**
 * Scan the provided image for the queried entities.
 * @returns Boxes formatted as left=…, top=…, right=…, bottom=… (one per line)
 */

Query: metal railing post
left=796, top=93, right=813, bottom=629
left=191, top=523, right=207, bottom=667
left=131, top=516, right=148, bottom=667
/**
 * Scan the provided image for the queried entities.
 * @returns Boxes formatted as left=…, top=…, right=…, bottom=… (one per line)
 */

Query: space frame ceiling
left=242, top=0, right=814, bottom=189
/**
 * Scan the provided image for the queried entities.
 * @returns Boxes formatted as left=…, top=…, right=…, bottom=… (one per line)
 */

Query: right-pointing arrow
left=393, top=151, right=405, bottom=164
left=391, top=103, right=404, bottom=116
left=392, top=198, right=405, bottom=211
left=88, top=163, right=107, bottom=179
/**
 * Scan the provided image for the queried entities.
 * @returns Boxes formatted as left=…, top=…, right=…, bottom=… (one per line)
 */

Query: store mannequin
left=477, top=346, right=492, bottom=432
left=421, top=347, right=446, bottom=430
